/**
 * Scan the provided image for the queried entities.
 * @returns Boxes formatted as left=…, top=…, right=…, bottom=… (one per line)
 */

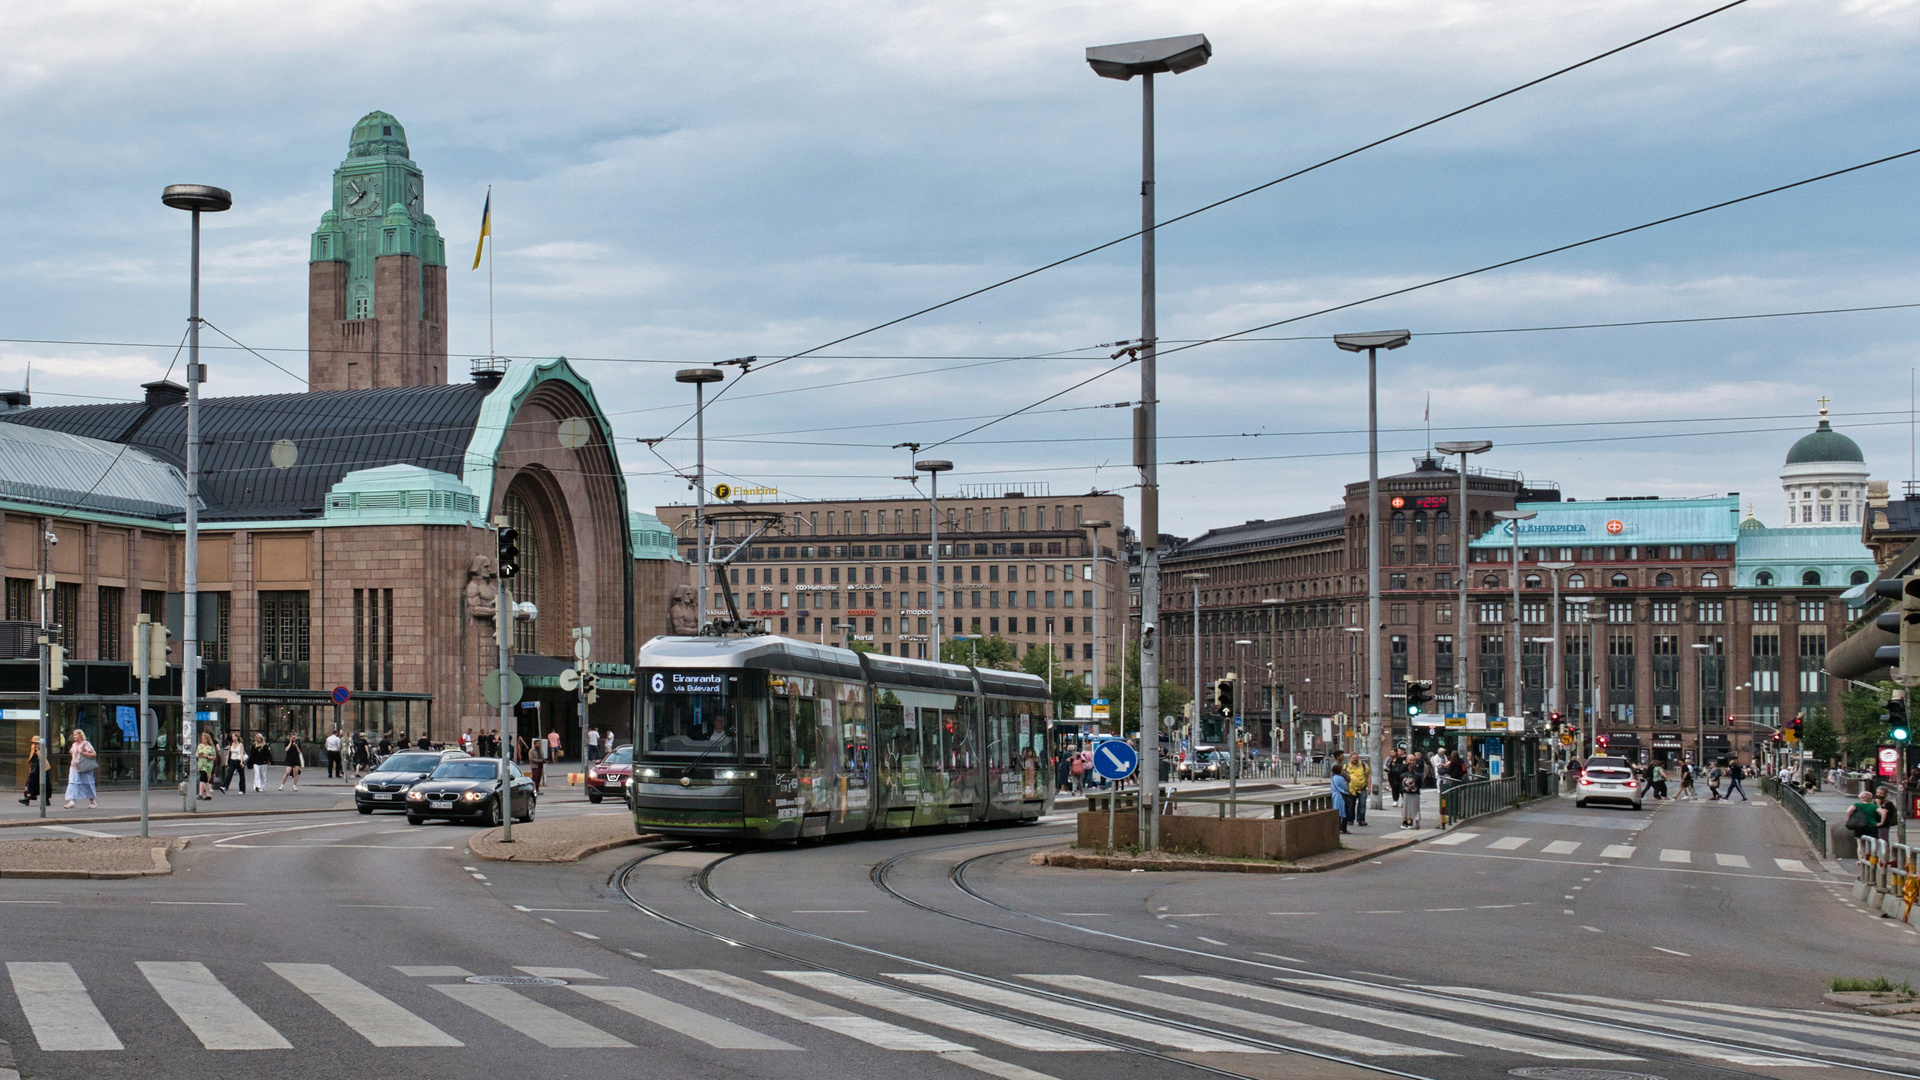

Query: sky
left=4, top=0, right=1920, bottom=540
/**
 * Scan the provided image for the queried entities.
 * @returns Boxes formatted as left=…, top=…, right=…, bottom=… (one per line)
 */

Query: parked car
left=1575, top=756, right=1644, bottom=810
left=354, top=749, right=469, bottom=814
left=405, top=759, right=536, bottom=826
left=1179, top=748, right=1229, bottom=781
left=585, top=745, right=633, bottom=804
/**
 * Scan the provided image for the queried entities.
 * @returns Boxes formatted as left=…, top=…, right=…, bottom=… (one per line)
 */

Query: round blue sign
left=1091, top=739, right=1138, bottom=781
left=331, top=685, right=351, bottom=705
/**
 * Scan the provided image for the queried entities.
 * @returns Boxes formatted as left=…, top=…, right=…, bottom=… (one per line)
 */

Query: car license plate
left=430, top=800, right=453, bottom=809
left=373, top=793, right=393, bottom=800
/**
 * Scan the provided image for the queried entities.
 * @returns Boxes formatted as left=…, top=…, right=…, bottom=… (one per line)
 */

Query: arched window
left=1801, top=569, right=1822, bottom=586
left=1700, top=572, right=1719, bottom=587
left=1755, top=570, right=1774, bottom=587
left=1413, top=511, right=1428, bottom=534
left=1851, top=569, right=1871, bottom=586
left=1392, top=511, right=1407, bottom=535
left=1655, top=572, right=1674, bottom=587
left=1436, top=510, right=1451, bottom=535
left=1567, top=573, right=1585, bottom=588
left=1481, top=573, right=1499, bottom=588
left=1524, top=574, right=1542, bottom=588
left=1610, top=573, right=1629, bottom=587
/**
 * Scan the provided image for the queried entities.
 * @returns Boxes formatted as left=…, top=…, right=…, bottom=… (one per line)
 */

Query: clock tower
left=308, top=111, right=449, bottom=391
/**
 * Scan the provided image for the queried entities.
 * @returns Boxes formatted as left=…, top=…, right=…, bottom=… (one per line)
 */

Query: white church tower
left=1780, top=397, right=1869, bottom=527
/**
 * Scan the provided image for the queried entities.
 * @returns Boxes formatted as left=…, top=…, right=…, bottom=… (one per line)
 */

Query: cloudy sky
left=4, top=0, right=1919, bottom=538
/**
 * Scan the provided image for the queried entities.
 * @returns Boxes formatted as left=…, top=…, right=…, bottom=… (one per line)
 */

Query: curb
left=0, top=837, right=187, bottom=879
left=1033, top=831, right=1430, bottom=874
left=468, top=831, right=656, bottom=864
left=0, top=804, right=351, bottom=829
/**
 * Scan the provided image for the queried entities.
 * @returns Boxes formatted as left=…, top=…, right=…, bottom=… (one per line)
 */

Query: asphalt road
left=0, top=791, right=1914, bottom=1080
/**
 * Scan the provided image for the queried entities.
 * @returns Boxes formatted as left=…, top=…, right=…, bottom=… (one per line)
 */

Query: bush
left=1830, top=975, right=1915, bottom=995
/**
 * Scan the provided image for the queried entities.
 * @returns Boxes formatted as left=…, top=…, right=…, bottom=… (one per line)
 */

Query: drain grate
left=1511, top=1070, right=1666, bottom=1080
left=1512, top=1060, right=1666, bottom=1068
left=465, top=974, right=567, bottom=987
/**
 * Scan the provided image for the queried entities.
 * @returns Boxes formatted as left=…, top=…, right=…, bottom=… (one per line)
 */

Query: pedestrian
left=1330, top=751, right=1350, bottom=833
left=547, top=728, right=562, bottom=761
left=325, top=727, right=344, bottom=778
left=61, top=728, right=98, bottom=810
left=1707, top=763, right=1723, bottom=801
left=1678, top=763, right=1695, bottom=800
left=279, top=733, right=304, bottom=790
left=1847, top=789, right=1886, bottom=861
left=1874, top=785, right=1900, bottom=843
left=377, top=732, right=393, bottom=758
left=249, top=733, right=273, bottom=791
left=221, top=733, right=247, bottom=794
left=601, top=728, right=615, bottom=757
left=1400, top=761, right=1421, bottom=828
left=351, top=733, right=371, bottom=775
left=415, top=734, right=430, bottom=750
left=1055, top=748, right=1072, bottom=792
left=1387, top=752, right=1406, bottom=808
left=18, top=734, right=48, bottom=805
left=460, top=728, right=475, bottom=755
left=1068, top=747, right=1087, bottom=793
left=525, top=734, right=546, bottom=794
left=1726, top=757, right=1748, bottom=802
left=1650, top=762, right=1669, bottom=800
left=1347, top=754, right=1370, bottom=827
left=194, top=730, right=217, bottom=800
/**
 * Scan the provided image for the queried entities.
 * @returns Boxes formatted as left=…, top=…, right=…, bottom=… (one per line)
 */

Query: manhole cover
left=1511, top=1070, right=1666, bottom=1080
left=465, top=974, right=567, bottom=987
left=1512, top=1060, right=1666, bottom=1068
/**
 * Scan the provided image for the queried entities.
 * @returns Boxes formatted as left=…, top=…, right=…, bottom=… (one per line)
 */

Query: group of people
left=193, top=730, right=308, bottom=799
left=1847, top=784, right=1903, bottom=855
left=15, top=729, right=99, bottom=809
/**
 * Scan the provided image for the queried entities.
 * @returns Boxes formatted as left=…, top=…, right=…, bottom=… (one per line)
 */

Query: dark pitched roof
left=0, top=383, right=490, bottom=521
left=1170, top=509, right=1347, bottom=559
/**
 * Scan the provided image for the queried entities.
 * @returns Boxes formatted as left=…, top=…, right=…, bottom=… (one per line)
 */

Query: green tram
left=633, top=635, right=1057, bottom=841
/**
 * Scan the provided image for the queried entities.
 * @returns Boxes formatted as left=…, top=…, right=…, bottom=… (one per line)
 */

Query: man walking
left=324, top=727, right=343, bottom=779
left=1347, top=753, right=1370, bottom=827
left=1726, top=757, right=1748, bottom=802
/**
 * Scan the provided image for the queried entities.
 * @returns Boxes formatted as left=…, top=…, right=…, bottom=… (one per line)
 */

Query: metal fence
left=1853, top=837, right=1918, bottom=925
left=1439, top=777, right=1521, bottom=827
left=1760, top=777, right=1830, bottom=859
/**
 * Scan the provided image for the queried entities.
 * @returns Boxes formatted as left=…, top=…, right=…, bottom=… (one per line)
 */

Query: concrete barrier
left=1076, top=808, right=1340, bottom=861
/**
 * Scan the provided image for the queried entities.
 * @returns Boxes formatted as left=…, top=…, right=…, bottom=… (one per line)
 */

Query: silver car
left=1575, top=756, right=1643, bottom=810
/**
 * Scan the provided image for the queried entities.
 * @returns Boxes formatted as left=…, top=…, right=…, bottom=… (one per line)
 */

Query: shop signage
left=749, top=609, right=786, bottom=616
left=847, top=609, right=876, bottom=616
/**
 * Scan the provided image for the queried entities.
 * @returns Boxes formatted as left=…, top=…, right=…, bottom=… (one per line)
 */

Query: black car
left=405, top=759, right=536, bottom=826
left=355, top=750, right=469, bottom=813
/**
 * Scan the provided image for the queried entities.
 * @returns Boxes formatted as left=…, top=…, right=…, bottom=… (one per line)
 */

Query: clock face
left=343, top=174, right=382, bottom=217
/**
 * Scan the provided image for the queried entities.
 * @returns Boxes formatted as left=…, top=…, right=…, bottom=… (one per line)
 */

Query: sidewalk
left=0, top=772, right=357, bottom=828
left=0, top=835, right=184, bottom=878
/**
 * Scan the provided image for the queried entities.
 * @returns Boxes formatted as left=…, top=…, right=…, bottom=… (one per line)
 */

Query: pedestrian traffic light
left=47, top=643, right=65, bottom=691
left=1217, top=675, right=1235, bottom=714
left=497, top=527, right=521, bottom=579
left=1871, top=571, right=1920, bottom=684
left=1405, top=680, right=1433, bottom=716
left=144, top=622, right=170, bottom=679
left=1770, top=731, right=1783, bottom=746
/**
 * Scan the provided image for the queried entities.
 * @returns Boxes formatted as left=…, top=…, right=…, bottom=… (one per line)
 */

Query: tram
left=632, top=635, right=1056, bottom=841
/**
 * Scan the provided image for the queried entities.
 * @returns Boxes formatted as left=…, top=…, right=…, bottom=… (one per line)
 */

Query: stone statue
left=465, top=555, right=498, bottom=619
left=668, top=583, right=698, bottom=635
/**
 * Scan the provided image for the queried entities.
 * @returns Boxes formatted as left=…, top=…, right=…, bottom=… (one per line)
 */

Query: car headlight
left=462, top=790, right=488, bottom=802
left=406, top=790, right=426, bottom=801
left=355, top=783, right=370, bottom=792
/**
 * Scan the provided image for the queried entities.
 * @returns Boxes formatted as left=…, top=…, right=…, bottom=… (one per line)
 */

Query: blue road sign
left=1092, top=739, right=1138, bottom=781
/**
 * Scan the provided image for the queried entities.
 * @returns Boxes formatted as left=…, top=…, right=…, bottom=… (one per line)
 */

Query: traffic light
left=582, top=670, right=600, bottom=705
left=1289, top=705, right=1302, bottom=723
left=48, top=644, right=65, bottom=691
left=1789, top=715, right=1803, bottom=743
left=1596, top=733, right=1610, bottom=751
left=1549, top=710, right=1563, bottom=731
left=1871, top=572, right=1920, bottom=684
left=1405, top=680, right=1433, bottom=716
left=1771, top=731, right=1784, bottom=746
left=1892, top=695, right=1912, bottom=743
left=1217, top=675, right=1236, bottom=714
left=497, top=527, right=521, bottom=579
left=144, top=622, right=170, bottom=679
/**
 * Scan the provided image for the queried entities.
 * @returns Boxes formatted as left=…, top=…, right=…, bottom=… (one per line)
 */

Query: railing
left=1439, top=777, right=1521, bottom=826
left=1853, top=837, right=1918, bottom=924
left=1760, top=777, right=1830, bottom=859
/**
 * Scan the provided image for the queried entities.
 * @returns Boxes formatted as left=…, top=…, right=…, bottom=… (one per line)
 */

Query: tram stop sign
left=1092, top=739, right=1138, bottom=781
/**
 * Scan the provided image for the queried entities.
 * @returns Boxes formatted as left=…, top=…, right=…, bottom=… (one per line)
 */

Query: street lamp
left=1262, top=597, right=1282, bottom=760
left=1492, top=509, right=1537, bottom=727
left=1565, top=595, right=1594, bottom=756
left=1088, top=32, right=1211, bottom=852
left=675, top=368, right=725, bottom=634
left=1436, top=440, right=1493, bottom=715
left=162, top=183, right=232, bottom=815
left=1691, top=640, right=1715, bottom=768
left=1232, top=638, right=1252, bottom=802
left=1538, top=560, right=1575, bottom=768
left=1343, top=624, right=1366, bottom=755
left=1082, top=518, right=1112, bottom=693
left=915, top=459, right=953, bottom=659
left=1183, top=571, right=1211, bottom=753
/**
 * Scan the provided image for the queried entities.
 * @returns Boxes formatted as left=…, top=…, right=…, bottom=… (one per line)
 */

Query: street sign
left=1092, top=739, right=1137, bottom=781
left=1091, top=698, right=1110, bottom=719
left=558, top=668, right=581, bottom=692
left=481, top=668, right=525, bottom=708
left=572, top=626, right=592, bottom=662
left=331, top=685, right=351, bottom=705
left=1878, top=746, right=1900, bottom=778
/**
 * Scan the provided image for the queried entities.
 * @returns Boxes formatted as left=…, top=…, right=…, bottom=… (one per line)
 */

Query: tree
left=1096, top=639, right=1190, bottom=737
left=847, top=639, right=876, bottom=655
left=1841, top=682, right=1893, bottom=766
left=1016, top=644, right=1092, bottom=714
left=1801, top=707, right=1841, bottom=765
left=939, top=634, right=1018, bottom=669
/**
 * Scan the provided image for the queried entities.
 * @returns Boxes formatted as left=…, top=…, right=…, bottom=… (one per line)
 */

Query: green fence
left=1439, top=777, right=1522, bottom=826
left=1760, top=776, right=1830, bottom=859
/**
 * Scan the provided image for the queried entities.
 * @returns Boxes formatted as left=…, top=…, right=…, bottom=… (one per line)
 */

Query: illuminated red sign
left=1390, top=496, right=1405, bottom=508
left=1606, top=520, right=1624, bottom=535
left=846, top=609, right=877, bottom=616
left=1414, top=495, right=1449, bottom=510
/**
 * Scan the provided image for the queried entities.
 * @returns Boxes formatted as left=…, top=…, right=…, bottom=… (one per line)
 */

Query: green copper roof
left=348, top=111, right=408, bottom=158
left=1785, top=418, right=1864, bottom=465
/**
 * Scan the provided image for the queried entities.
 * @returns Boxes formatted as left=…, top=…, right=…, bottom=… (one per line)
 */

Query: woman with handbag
left=18, top=735, right=48, bottom=805
left=248, top=733, right=272, bottom=792
left=63, top=728, right=98, bottom=809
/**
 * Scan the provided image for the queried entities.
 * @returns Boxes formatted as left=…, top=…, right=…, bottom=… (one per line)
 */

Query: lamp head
left=161, top=184, right=233, bottom=213
left=1333, top=330, right=1411, bottom=353
left=1434, top=439, right=1493, bottom=455
left=1086, top=34, right=1211, bottom=80
left=675, top=368, right=724, bottom=385
left=914, top=460, right=953, bottom=473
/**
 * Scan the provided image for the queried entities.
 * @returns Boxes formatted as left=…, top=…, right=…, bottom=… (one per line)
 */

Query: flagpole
left=487, top=186, right=495, bottom=361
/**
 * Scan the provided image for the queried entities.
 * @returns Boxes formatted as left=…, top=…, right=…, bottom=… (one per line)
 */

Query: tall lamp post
left=1539, top=561, right=1575, bottom=760
left=1565, top=596, right=1594, bottom=755
left=1335, top=329, right=1411, bottom=810
left=1087, top=32, right=1211, bottom=852
left=1232, top=638, right=1253, bottom=802
left=916, top=459, right=953, bottom=658
left=162, top=183, right=232, bottom=815
left=1184, top=571, right=1210, bottom=752
left=1081, top=518, right=1112, bottom=690
left=1492, top=509, right=1537, bottom=726
left=1436, top=440, right=1493, bottom=716
left=1262, top=596, right=1282, bottom=760
left=1691, top=640, right=1714, bottom=768
left=676, top=368, right=724, bottom=633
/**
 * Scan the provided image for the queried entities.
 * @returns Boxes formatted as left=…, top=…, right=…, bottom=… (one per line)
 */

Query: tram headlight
left=636, top=767, right=659, bottom=779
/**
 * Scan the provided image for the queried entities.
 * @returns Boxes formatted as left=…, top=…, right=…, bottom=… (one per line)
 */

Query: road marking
left=1197, top=936, right=1229, bottom=946
left=1028, top=974, right=1441, bottom=1056
left=792, top=910, right=869, bottom=914
left=1600, top=845, right=1636, bottom=859
left=1660, top=849, right=1691, bottom=863
left=1774, top=858, right=1813, bottom=873
left=937, top=1050, right=1068, bottom=1080
left=340, top=904, right=434, bottom=910
left=1539, top=992, right=1920, bottom=1067
left=624, top=951, right=648, bottom=960
left=1651, top=947, right=1690, bottom=956
left=38, top=825, right=117, bottom=837
left=1061, top=913, right=1112, bottom=916
left=1151, top=976, right=1637, bottom=1060
left=267, top=963, right=462, bottom=1047
left=1541, top=841, right=1581, bottom=855
left=516, top=967, right=604, bottom=980
left=661, top=969, right=970, bottom=1051
left=6, top=962, right=123, bottom=1050
left=0, top=900, right=60, bottom=905
left=150, top=901, right=247, bottom=906
left=1682, top=1000, right=1920, bottom=1046
left=572, top=984, right=798, bottom=1049
left=512, top=907, right=609, bottom=913
left=1715, top=854, right=1751, bottom=868
left=1581, top=926, right=1603, bottom=933
left=394, top=966, right=472, bottom=977
left=1159, top=914, right=1221, bottom=918
left=1487, top=836, right=1531, bottom=850
left=433, top=983, right=633, bottom=1048
left=774, top=971, right=1108, bottom=1052
left=891, top=974, right=1262, bottom=1053
left=1430, top=831, right=1481, bottom=846
left=571, top=931, right=600, bottom=940
left=1263, top=912, right=1316, bottom=917
left=1256, top=952, right=1304, bottom=962
left=137, top=962, right=292, bottom=1050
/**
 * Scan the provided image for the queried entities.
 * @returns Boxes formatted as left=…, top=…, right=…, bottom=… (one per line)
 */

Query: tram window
left=644, top=673, right=748, bottom=758
left=770, top=696, right=793, bottom=770
left=791, top=697, right=819, bottom=771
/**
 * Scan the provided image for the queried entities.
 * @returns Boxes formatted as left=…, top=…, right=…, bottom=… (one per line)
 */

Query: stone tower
left=307, top=112, right=449, bottom=391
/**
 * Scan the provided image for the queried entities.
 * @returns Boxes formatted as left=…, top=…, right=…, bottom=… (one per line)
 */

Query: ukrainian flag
left=472, top=188, right=491, bottom=270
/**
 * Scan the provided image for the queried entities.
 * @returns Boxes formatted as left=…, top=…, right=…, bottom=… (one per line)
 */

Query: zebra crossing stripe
left=1536, top=992, right=1920, bottom=1068
left=571, top=984, right=799, bottom=1050
left=266, top=964, right=462, bottom=1047
left=1600, top=845, right=1636, bottom=859
left=1656, top=1000, right=1920, bottom=1054
left=890, top=974, right=1263, bottom=1053
left=1487, top=837, right=1531, bottom=851
left=1430, top=832, right=1481, bottom=846
left=1660, top=849, right=1692, bottom=863
left=1026, top=974, right=1446, bottom=1056
left=6, top=962, right=122, bottom=1051
left=1541, top=841, right=1582, bottom=855
left=660, top=969, right=970, bottom=1051
left=137, top=962, right=292, bottom=1050
left=1774, top=858, right=1814, bottom=873
left=1148, top=977, right=1638, bottom=1061
left=772, top=972, right=1107, bottom=1052
left=1715, top=854, right=1751, bottom=868
left=432, top=983, right=632, bottom=1048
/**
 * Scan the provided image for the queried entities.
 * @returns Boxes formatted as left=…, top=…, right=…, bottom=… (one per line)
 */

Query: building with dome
left=1780, top=399, right=1869, bottom=528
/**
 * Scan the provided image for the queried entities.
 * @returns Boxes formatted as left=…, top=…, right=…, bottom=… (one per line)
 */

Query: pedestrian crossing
left=4, top=959, right=1915, bottom=1069
left=1421, top=832, right=1815, bottom=872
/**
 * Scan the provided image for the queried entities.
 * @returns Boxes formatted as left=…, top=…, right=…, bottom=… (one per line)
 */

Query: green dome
left=347, top=111, right=409, bottom=159
left=1785, top=418, right=1863, bottom=465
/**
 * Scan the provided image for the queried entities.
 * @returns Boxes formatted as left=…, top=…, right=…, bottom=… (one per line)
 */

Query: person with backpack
left=1068, top=746, right=1087, bottom=793
left=1400, top=763, right=1421, bottom=829
left=1848, top=790, right=1887, bottom=862
left=1707, top=762, right=1723, bottom=801
left=1725, top=758, right=1748, bottom=802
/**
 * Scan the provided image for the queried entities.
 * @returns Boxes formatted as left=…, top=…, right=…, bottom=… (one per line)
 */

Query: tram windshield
left=643, top=670, right=767, bottom=761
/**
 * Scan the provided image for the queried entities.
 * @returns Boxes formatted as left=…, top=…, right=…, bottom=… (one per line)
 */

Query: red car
left=585, top=745, right=633, bottom=804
